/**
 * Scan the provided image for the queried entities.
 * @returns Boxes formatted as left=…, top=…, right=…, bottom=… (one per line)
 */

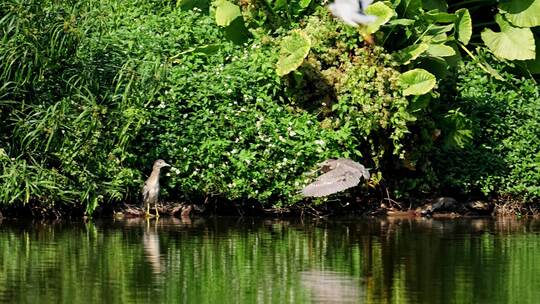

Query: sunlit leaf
left=215, top=0, right=241, bottom=27
left=387, top=18, right=415, bottom=26
left=424, top=11, right=456, bottom=23
left=500, top=0, right=540, bottom=28
left=299, top=0, right=312, bottom=8
left=399, top=68, right=436, bottom=96
left=363, top=2, right=394, bottom=34
left=395, top=43, right=429, bottom=64
left=481, top=14, right=535, bottom=61
left=276, top=31, right=311, bottom=76
left=426, top=44, right=455, bottom=57
left=455, top=8, right=472, bottom=45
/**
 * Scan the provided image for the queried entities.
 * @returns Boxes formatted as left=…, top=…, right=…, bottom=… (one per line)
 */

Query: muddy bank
left=1, top=195, right=538, bottom=220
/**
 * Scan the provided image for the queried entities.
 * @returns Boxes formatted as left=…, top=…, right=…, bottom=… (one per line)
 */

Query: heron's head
left=153, top=159, right=171, bottom=170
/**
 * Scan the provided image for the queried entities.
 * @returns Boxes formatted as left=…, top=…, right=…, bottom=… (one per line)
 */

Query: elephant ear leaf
left=215, top=0, right=241, bottom=27
left=399, top=69, right=436, bottom=96
left=481, top=14, right=535, bottom=61
left=276, top=31, right=311, bottom=76
left=362, top=2, right=394, bottom=34
left=499, top=0, right=540, bottom=28
left=455, top=8, right=472, bottom=45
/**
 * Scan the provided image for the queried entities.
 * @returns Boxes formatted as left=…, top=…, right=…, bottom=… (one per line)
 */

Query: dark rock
left=421, top=197, right=463, bottom=216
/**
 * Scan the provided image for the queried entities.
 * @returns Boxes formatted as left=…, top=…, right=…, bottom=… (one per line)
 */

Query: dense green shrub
left=134, top=8, right=432, bottom=206
left=3, top=0, right=536, bottom=215
left=433, top=51, right=540, bottom=200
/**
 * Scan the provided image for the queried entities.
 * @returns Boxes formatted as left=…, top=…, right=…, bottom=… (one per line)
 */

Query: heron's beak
left=163, top=162, right=171, bottom=167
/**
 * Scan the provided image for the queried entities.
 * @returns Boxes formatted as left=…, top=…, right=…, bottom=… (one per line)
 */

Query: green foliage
left=399, top=68, right=437, bottom=96
left=214, top=0, right=241, bottom=26
left=276, top=30, right=311, bottom=76
left=481, top=14, right=536, bottom=61
left=499, top=0, right=540, bottom=28
left=362, top=2, right=394, bottom=35
left=99, top=4, right=430, bottom=207
left=433, top=51, right=540, bottom=199
left=454, top=8, right=472, bottom=45
left=1, top=0, right=539, bottom=214
left=135, top=13, right=365, bottom=205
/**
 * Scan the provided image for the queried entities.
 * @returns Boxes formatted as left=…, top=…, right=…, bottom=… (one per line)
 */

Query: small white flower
left=209, top=164, right=214, bottom=168
left=157, top=103, right=166, bottom=109
left=328, top=0, right=377, bottom=26
left=315, top=139, right=326, bottom=146
left=289, top=131, right=296, bottom=137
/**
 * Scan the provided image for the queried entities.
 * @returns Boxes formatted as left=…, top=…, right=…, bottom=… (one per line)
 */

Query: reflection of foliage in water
left=0, top=218, right=540, bottom=303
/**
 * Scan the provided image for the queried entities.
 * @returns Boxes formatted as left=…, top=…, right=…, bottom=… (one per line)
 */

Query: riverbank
left=1, top=195, right=538, bottom=220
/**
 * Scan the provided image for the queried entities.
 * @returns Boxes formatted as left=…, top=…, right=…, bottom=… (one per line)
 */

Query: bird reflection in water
left=143, top=220, right=162, bottom=274
left=301, top=270, right=364, bottom=303
left=140, top=216, right=193, bottom=274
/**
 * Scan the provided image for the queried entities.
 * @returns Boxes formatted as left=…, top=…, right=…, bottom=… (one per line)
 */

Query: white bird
left=301, top=158, right=370, bottom=197
left=328, top=0, right=377, bottom=26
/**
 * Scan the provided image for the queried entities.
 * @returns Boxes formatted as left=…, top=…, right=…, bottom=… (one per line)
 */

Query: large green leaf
left=455, top=8, right=472, bottom=45
left=399, top=69, right=436, bottom=96
left=276, top=31, right=311, bottom=76
left=426, top=44, right=456, bottom=57
left=421, top=24, right=454, bottom=43
left=214, top=0, right=241, bottom=27
left=363, top=2, right=394, bottom=34
left=481, top=14, right=536, bottom=61
left=499, top=0, right=540, bottom=28
left=424, top=11, right=456, bottom=23
left=395, top=43, right=429, bottom=65
left=387, top=18, right=415, bottom=26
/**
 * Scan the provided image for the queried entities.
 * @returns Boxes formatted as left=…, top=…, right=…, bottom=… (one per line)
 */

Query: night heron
left=142, top=159, right=170, bottom=218
left=301, top=158, right=370, bottom=197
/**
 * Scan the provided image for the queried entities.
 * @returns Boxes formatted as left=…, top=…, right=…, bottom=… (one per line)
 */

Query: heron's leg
left=155, top=201, right=160, bottom=218
left=145, top=203, right=150, bottom=218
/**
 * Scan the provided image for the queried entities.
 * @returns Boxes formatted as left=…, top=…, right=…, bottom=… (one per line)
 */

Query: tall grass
left=0, top=0, right=147, bottom=213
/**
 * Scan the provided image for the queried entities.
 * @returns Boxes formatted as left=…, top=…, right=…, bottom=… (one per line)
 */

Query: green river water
left=1, top=216, right=539, bottom=303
